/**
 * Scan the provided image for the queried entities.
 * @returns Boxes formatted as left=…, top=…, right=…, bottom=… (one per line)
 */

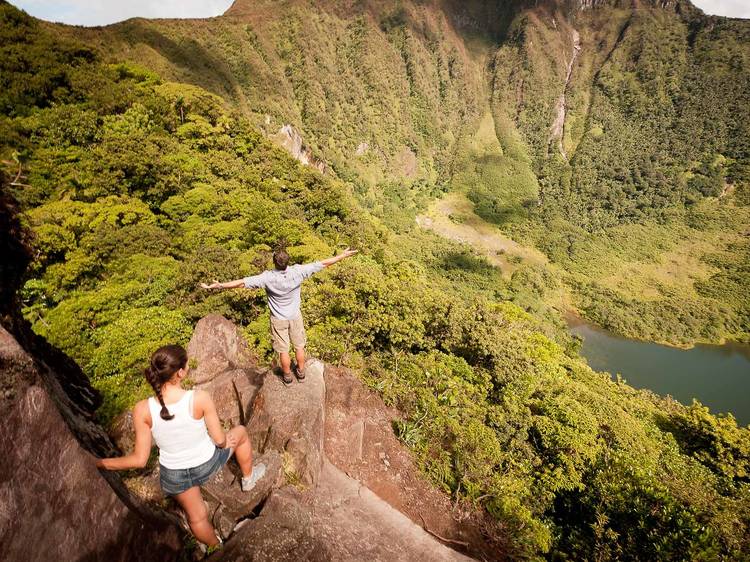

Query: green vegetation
left=484, top=5, right=750, bottom=346
left=53, top=0, right=750, bottom=345
left=2, top=2, right=750, bottom=560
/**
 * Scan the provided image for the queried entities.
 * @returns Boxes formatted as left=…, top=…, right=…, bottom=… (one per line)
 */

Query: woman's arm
left=96, top=401, right=152, bottom=470
left=194, top=390, right=237, bottom=448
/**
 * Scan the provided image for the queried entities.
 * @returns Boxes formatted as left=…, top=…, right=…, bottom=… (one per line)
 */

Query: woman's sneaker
left=241, top=463, right=266, bottom=492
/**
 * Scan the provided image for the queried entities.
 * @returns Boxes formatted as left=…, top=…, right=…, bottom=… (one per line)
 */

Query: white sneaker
left=241, top=463, right=266, bottom=492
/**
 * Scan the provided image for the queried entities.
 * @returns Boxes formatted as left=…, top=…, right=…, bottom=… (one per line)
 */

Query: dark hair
left=144, top=344, right=187, bottom=421
left=273, top=248, right=290, bottom=270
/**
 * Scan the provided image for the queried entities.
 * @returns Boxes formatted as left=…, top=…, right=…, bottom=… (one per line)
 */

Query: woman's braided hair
left=144, top=344, right=187, bottom=421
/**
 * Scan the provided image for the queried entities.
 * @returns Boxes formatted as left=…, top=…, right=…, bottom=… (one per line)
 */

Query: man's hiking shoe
left=294, top=365, right=306, bottom=383
left=241, top=463, right=267, bottom=492
left=281, top=371, right=293, bottom=385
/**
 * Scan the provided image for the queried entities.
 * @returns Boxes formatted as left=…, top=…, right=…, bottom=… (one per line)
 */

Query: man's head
left=273, top=248, right=290, bottom=270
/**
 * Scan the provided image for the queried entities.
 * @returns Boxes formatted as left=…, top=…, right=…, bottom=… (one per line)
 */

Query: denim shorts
left=159, top=447, right=232, bottom=496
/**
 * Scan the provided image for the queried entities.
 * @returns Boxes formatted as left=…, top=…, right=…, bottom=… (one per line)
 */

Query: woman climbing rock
left=95, top=344, right=265, bottom=548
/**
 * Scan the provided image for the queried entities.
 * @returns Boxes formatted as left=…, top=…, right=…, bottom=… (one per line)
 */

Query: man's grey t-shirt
left=243, top=262, right=324, bottom=320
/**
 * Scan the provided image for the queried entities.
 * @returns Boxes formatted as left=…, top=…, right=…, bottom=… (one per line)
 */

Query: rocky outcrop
left=202, top=450, right=282, bottom=539
left=549, top=28, right=581, bottom=160
left=270, top=124, right=326, bottom=173
left=355, top=141, right=369, bottom=156
left=247, top=359, right=326, bottom=486
left=215, top=461, right=474, bottom=562
left=0, top=324, right=182, bottom=562
left=324, top=366, right=502, bottom=560
left=398, top=146, right=418, bottom=178
left=177, top=314, right=482, bottom=560
left=188, top=314, right=264, bottom=426
left=187, top=314, right=258, bottom=385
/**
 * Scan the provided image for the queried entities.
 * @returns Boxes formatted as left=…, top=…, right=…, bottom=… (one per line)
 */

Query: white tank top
left=148, top=390, right=216, bottom=470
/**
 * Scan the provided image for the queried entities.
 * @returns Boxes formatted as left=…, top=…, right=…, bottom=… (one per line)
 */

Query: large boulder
left=187, top=314, right=257, bottom=386
left=0, top=326, right=181, bottom=562
left=324, top=366, right=498, bottom=559
left=213, top=461, right=475, bottom=562
left=247, top=359, right=326, bottom=486
left=202, top=451, right=283, bottom=539
left=198, top=368, right=261, bottom=427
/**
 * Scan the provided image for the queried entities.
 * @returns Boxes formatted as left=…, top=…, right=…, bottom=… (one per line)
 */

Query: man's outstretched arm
left=200, top=278, right=246, bottom=290
left=201, top=271, right=267, bottom=290
left=321, top=248, right=358, bottom=268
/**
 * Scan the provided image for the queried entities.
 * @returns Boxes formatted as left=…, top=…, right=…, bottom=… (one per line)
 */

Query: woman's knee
left=231, top=425, right=249, bottom=441
left=185, top=501, right=208, bottom=524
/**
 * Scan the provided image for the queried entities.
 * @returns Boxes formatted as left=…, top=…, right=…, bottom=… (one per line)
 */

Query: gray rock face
left=197, top=368, right=261, bottom=427
left=248, top=360, right=326, bottom=486
left=215, top=461, right=474, bottom=562
left=271, top=124, right=327, bottom=173
left=202, top=451, right=283, bottom=539
left=187, top=314, right=257, bottom=386
left=193, top=340, right=478, bottom=560
left=0, top=326, right=181, bottom=562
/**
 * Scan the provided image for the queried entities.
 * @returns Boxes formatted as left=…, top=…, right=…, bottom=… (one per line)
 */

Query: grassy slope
left=58, top=1, right=486, bottom=186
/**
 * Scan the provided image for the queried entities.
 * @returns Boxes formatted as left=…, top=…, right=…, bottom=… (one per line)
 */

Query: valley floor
left=418, top=191, right=750, bottom=348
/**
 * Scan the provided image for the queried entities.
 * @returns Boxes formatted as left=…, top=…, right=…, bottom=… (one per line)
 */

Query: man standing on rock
left=201, top=246, right=357, bottom=384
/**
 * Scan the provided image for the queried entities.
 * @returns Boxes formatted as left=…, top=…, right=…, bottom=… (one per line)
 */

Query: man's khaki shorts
left=270, top=315, right=307, bottom=354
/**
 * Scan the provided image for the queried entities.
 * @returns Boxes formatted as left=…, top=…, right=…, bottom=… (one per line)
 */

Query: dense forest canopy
left=2, top=0, right=749, bottom=559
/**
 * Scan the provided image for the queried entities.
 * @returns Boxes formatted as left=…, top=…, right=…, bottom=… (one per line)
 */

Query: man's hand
left=200, top=278, right=247, bottom=290
left=322, top=247, right=359, bottom=268
left=200, top=280, right=222, bottom=290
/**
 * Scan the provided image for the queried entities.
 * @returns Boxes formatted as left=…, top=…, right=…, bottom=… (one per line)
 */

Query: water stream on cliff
left=568, top=316, right=750, bottom=426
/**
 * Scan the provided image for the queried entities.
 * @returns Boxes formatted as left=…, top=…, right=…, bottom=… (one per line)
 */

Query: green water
left=569, top=318, right=750, bottom=427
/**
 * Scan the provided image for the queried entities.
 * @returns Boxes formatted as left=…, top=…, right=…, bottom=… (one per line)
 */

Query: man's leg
left=270, top=317, right=293, bottom=384
left=279, top=351, right=292, bottom=377
left=295, top=347, right=306, bottom=374
left=290, top=316, right=307, bottom=380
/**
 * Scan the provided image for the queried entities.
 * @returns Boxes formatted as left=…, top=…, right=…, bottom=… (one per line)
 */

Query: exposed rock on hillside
left=0, top=327, right=182, bottom=561
left=216, top=461, right=473, bottom=562
left=188, top=314, right=264, bottom=427
left=163, top=314, right=482, bottom=560
left=247, top=358, right=326, bottom=487
left=324, top=366, right=503, bottom=560
left=187, top=314, right=259, bottom=386
left=202, top=450, right=283, bottom=539
left=271, top=124, right=326, bottom=173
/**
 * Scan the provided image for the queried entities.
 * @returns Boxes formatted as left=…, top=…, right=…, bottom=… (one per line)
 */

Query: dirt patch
left=416, top=192, right=548, bottom=277
left=324, top=366, right=507, bottom=561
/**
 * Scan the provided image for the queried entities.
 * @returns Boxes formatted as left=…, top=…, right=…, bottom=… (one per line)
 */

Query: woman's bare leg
left=227, top=425, right=253, bottom=477
left=174, top=487, right=219, bottom=546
